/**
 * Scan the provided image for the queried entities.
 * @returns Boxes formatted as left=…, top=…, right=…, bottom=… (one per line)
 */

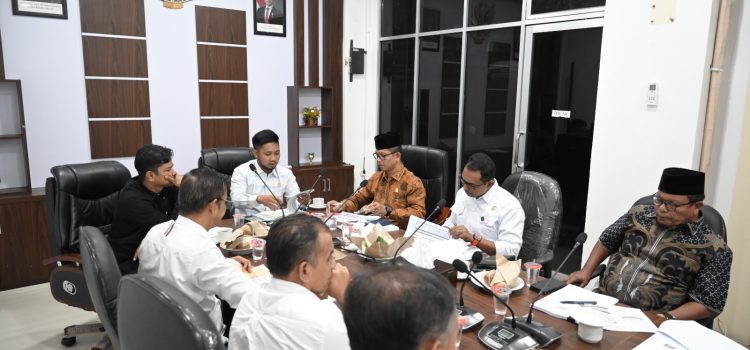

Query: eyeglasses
left=459, top=177, right=485, bottom=190
left=214, top=198, right=233, bottom=209
left=372, top=152, right=395, bottom=160
left=652, top=193, right=693, bottom=211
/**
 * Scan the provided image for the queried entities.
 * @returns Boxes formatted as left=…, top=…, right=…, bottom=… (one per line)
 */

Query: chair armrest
left=43, top=253, right=82, bottom=266
left=590, top=264, right=606, bottom=279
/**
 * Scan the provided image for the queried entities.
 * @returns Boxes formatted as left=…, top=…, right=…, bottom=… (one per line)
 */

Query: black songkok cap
left=658, top=167, right=705, bottom=195
left=374, top=131, right=401, bottom=150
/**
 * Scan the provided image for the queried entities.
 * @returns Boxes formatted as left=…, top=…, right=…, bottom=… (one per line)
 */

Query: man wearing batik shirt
left=566, top=167, right=732, bottom=325
left=327, top=132, right=426, bottom=229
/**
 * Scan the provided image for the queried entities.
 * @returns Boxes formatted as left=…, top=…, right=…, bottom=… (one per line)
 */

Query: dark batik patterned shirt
left=596, top=204, right=732, bottom=313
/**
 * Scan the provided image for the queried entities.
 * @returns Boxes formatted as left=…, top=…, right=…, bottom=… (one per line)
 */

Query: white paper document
left=404, top=215, right=450, bottom=241
left=251, top=209, right=288, bottom=221
left=602, top=305, right=657, bottom=333
left=334, top=212, right=380, bottom=223
left=533, top=284, right=619, bottom=319
left=635, top=320, right=745, bottom=350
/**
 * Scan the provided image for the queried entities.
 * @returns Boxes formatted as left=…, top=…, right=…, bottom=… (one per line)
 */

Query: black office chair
left=43, top=161, right=131, bottom=347
left=502, top=171, right=563, bottom=277
left=198, top=147, right=255, bottom=218
left=590, top=195, right=726, bottom=328
left=118, top=274, right=225, bottom=350
left=80, top=226, right=122, bottom=350
left=400, top=145, right=449, bottom=222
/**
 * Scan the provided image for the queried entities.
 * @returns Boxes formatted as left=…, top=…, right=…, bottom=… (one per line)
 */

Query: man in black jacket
left=108, top=144, right=181, bottom=274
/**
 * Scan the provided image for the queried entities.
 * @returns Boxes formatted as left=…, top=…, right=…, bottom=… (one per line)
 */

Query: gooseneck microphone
left=458, top=251, right=484, bottom=309
left=322, top=179, right=368, bottom=226
left=249, top=163, right=285, bottom=218
left=293, top=168, right=325, bottom=214
left=391, top=199, right=446, bottom=264
left=453, top=259, right=538, bottom=349
left=511, top=232, right=588, bottom=347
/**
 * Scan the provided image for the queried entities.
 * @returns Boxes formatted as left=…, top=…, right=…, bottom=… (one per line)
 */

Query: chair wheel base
left=61, top=336, right=76, bottom=347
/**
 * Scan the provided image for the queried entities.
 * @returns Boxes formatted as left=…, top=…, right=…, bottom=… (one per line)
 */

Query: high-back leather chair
left=502, top=171, right=563, bottom=276
left=43, top=161, right=131, bottom=347
left=400, top=145, right=449, bottom=222
left=80, top=226, right=122, bottom=350
left=118, top=274, right=225, bottom=350
left=198, top=147, right=255, bottom=218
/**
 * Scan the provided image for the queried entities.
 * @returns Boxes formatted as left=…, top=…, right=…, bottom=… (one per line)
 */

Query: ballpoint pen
left=560, top=301, right=598, bottom=305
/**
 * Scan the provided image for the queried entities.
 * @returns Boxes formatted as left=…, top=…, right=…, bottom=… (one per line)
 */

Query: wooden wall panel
left=83, top=36, right=148, bottom=77
left=294, top=0, right=305, bottom=85
left=323, top=0, right=344, bottom=163
left=86, top=79, right=150, bottom=118
left=89, top=120, right=152, bottom=158
left=197, top=45, right=247, bottom=80
left=79, top=0, right=145, bottom=36
left=308, top=0, right=319, bottom=87
left=199, top=83, right=248, bottom=116
left=196, top=6, right=246, bottom=45
left=200, top=119, right=249, bottom=148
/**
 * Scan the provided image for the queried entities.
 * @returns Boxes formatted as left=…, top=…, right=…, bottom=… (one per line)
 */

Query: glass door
left=515, top=19, right=603, bottom=271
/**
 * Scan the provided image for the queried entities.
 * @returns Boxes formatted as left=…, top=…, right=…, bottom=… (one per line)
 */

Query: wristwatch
left=470, top=233, right=483, bottom=247
left=385, top=205, right=393, bottom=216
left=662, top=312, right=675, bottom=320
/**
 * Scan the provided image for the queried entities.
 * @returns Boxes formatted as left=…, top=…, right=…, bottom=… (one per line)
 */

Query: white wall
left=342, top=0, right=380, bottom=182
left=0, top=0, right=295, bottom=186
left=583, top=0, right=718, bottom=259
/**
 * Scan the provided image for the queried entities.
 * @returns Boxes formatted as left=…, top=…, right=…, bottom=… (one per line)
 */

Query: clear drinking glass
left=492, top=284, right=511, bottom=318
left=251, top=238, right=266, bottom=261
left=455, top=309, right=466, bottom=348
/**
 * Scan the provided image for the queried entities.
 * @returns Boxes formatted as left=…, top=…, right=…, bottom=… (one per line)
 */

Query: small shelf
left=0, top=134, right=23, bottom=140
left=298, top=124, right=332, bottom=129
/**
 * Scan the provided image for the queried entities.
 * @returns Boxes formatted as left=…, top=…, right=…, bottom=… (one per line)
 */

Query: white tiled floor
left=0, top=283, right=105, bottom=350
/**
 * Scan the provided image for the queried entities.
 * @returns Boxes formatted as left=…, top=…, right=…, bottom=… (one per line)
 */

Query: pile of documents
left=635, top=320, right=745, bottom=350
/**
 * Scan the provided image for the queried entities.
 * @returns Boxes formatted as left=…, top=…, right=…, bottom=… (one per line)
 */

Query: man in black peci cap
left=327, top=131, right=426, bottom=229
left=566, top=167, right=732, bottom=325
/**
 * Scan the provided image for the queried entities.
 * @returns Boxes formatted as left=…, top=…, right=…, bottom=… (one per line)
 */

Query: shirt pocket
left=477, top=213, right=500, bottom=236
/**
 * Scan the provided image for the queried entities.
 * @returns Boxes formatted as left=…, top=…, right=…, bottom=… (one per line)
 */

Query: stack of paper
left=635, top=320, right=745, bottom=350
left=251, top=209, right=287, bottom=221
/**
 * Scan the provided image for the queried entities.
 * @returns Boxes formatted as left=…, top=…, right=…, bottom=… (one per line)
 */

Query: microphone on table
left=249, top=163, right=285, bottom=218
left=322, top=179, right=368, bottom=226
left=293, top=168, right=325, bottom=214
left=391, top=199, right=446, bottom=265
left=455, top=251, right=485, bottom=330
left=509, top=232, right=588, bottom=347
left=453, top=259, right=538, bottom=349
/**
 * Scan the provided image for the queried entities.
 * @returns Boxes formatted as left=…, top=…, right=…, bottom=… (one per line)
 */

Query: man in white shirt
left=444, top=152, right=524, bottom=257
left=230, top=129, right=310, bottom=214
left=343, top=264, right=459, bottom=350
left=229, top=214, right=351, bottom=350
left=138, top=167, right=255, bottom=334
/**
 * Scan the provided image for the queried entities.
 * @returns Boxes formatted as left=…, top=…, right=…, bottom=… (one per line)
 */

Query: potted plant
left=302, top=106, right=320, bottom=127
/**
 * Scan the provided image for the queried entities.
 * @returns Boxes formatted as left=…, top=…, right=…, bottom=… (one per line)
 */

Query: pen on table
left=560, top=301, right=597, bottom=305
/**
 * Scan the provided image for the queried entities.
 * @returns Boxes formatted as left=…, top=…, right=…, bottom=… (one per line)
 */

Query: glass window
left=531, top=0, right=605, bottom=15
left=461, top=27, right=520, bottom=182
left=380, top=39, right=415, bottom=143
left=415, top=34, right=462, bottom=202
left=381, top=0, right=417, bottom=37
left=421, top=0, right=463, bottom=32
left=468, top=0, right=523, bottom=27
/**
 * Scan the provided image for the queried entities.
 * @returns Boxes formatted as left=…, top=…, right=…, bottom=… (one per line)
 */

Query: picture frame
left=12, top=0, right=68, bottom=20
left=253, top=0, right=286, bottom=37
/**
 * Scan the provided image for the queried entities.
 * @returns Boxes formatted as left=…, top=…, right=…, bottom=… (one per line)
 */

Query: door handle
left=513, top=131, right=526, bottom=169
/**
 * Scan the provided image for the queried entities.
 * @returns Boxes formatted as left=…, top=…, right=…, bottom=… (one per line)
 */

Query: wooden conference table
left=225, top=217, right=654, bottom=349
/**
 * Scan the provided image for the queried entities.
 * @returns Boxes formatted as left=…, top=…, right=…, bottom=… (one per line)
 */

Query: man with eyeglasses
left=327, top=131, right=426, bottom=229
left=443, top=152, right=524, bottom=256
left=566, top=167, right=732, bottom=324
left=138, top=168, right=255, bottom=335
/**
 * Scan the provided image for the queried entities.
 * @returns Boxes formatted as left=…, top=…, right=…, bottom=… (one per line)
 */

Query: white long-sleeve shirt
left=230, top=159, right=302, bottom=214
left=228, top=278, right=350, bottom=350
left=444, top=182, right=525, bottom=257
left=138, top=216, right=255, bottom=332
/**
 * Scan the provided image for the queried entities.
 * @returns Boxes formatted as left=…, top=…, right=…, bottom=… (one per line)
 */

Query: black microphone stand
left=457, top=252, right=484, bottom=330
left=293, top=168, right=325, bottom=214
left=390, top=199, right=445, bottom=265
left=249, top=163, right=285, bottom=218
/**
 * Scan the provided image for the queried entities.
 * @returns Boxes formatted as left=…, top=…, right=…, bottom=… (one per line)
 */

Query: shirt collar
left=380, top=162, right=406, bottom=182
left=270, top=277, right=318, bottom=298
left=474, top=181, right=500, bottom=203
left=251, top=159, right=279, bottom=178
left=175, top=215, right=211, bottom=239
left=645, top=206, right=705, bottom=235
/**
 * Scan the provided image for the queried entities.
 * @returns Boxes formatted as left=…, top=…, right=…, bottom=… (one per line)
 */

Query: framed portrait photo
left=12, top=0, right=68, bottom=19
left=253, top=0, right=286, bottom=37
